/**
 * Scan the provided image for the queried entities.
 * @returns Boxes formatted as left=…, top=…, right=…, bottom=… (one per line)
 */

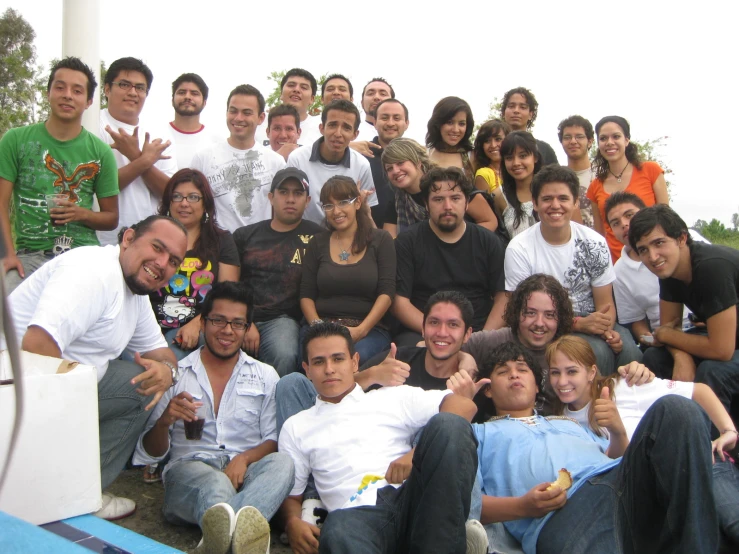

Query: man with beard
left=1, top=215, right=187, bottom=519
left=169, top=73, right=219, bottom=168
left=362, top=98, right=410, bottom=227
left=134, top=282, right=293, bottom=554
left=392, top=167, right=507, bottom=346
left=234, top=168, right=325, bottom=377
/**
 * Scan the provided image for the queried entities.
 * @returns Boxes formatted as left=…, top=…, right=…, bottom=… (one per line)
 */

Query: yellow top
left=475, top=167, right=502, bottom=193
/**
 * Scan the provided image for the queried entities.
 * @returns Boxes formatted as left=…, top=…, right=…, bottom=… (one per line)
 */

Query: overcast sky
left=4, top=0, right=738, bottom=226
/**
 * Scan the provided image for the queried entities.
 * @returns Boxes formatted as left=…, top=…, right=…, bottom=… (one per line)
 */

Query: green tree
left=0, top=8, right=39, bottom=137
left=264, top=69, right=326, bottom=116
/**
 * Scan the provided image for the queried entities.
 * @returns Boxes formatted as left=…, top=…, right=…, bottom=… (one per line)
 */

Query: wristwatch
left=162, top=360, right=179, bottom=387
left=310, top=319, right=324, bottom=326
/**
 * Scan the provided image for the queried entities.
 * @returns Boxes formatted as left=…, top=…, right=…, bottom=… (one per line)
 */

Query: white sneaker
left=194, top=503, right=236, bottom=554
left=231, top=506, right=270, bottom=554
left=466, top=519, right=489, bottom=554
left=94, top=493, right=136, bottom=521
left=301, top=498, right=328, bottom=528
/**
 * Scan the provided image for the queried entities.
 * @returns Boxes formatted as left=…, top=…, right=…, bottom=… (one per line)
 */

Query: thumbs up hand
left=593, top=385, right=626, bottom=437
left=575, top=304, right=612, bottom=335
left=368, top=343, right=411, bottom=387
left=447, top=369, right=491, bottom=399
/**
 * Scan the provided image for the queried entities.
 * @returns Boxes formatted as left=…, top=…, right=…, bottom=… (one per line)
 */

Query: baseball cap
left=270, top=167, right=310, bottom=193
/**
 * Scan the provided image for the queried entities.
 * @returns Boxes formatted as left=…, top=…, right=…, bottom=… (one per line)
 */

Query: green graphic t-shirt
left=0, top=122, right=119, bottom=252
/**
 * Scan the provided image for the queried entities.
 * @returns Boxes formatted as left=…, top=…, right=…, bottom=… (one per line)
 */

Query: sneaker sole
left=232, top=506, right=270, bottom=554
left=465, top=519, right=489, bottom=554
left=199, top=505, right=234, bottom=554
left=99, top=505, right=136, bottom=521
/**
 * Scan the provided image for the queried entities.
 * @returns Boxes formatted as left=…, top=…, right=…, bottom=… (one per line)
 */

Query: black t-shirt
left=365, top=137, right=394, bottom=228
left=360, top=346, right=448, bottom=391
left=660, top=241, right=739, bottom=349
left=536, top=139, right=559, bottom=166
left=149, top=231, right=240, bottom=330
left=395, top=221, right=506, bottom=330
left=233, top=219, right=326, bottom=322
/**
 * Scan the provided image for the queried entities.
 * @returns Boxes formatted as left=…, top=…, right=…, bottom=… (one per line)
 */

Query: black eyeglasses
left=172, top=192, right=203, bottom=203
left=110, top=81, right=148, bottom=94
left=204, top=317, right=249, bottom=331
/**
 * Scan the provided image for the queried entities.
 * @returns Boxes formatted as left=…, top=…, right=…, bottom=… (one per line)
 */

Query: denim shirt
left=473, top=415, right=620, bottom=554
left=133, top=347, right=279, bottom=481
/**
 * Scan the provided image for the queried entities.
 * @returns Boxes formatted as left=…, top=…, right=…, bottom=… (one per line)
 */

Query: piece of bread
left=546, top=468, right=572, bottom=491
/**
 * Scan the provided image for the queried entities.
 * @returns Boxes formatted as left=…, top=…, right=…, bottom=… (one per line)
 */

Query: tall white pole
left=62, top=0, right=100, bottom=133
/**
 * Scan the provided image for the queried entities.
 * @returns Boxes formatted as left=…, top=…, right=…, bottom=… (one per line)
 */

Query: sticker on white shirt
left=345, top=474, right=395, bottom=508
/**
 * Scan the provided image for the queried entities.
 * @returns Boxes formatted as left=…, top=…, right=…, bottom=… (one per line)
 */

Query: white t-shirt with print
left=97, top=109, right=179, bottom=245
left=191, top=140, right=286, bottom=233
left=2, top=245, right=166, bottom=381
left=279, top=384, right=450, bottom=512
left=505, top=221, right=615, bottom=315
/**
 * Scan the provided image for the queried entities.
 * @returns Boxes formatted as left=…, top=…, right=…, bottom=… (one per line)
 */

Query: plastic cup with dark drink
left=184, top=403, right=207, bottom=440
left=45, top=193, right=68, bottom=232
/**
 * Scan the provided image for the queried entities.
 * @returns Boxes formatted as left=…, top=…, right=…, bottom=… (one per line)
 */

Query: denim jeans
left=644, top=340, right=739, bottom=419
left=713, top=460, right=739, bottom=545
left=536, top=395, right=717, bottom=554
left=98, top=359, right=154, bottom=489
left=163, top=326, right=204, bottom=362
left=318, top=413, right=478, bottom=554
left=162, top=452, right=295, bottom=526
left=574, top=323, right=643, bottom=375
left=4, top=250, right=55, bottom=294
left=255, top=316, right=300, bottom=377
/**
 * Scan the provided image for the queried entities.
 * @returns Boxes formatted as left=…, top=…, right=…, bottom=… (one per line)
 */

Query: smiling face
left=169, top=181, right=205, bottom=228
left=322, top=77, right=352, bottom=103
left=484, top=130, right=506, bottom=164
left=172, top=81, right=206, bottom=117
left=319, top=109, right=359, bottom=158
left=105, top=70, right=148, bottom=125
left=484, top=357, right=538, bottom=416
left=426, top=181, right=468, bottom=233
left=361, top=81, right=392, bottom=116
left=384, top=160, right=422, bottom=191
left=533, top=182, right=577, bottom=230
left=422, top=301, right=472, bottom=361
left=607, top=202, right=642, bottom=246
left=325, top=194, right=360, bottom=232
left=375, top=102, right=408, bottom=145
left=517, top=291, right=559, bottom=350
left=201, top=299, right=249, bottom=360
left=634, top=224, right=687, bottom=279
left=281, top=76, right=314, bottom=115
left=549, top=350, right=596, bottom=411
left=503, top=93, right=532, bottom=131
left=598, top=122, right=629, bottom=164
left=303, top=335, right=359, bottom=403
left=503, top=146, right=536, bottom=184
left=560, top=125, right=592, bottom=162
left=440, top=110, right=468, bottom=148
left=227, top=94, right=265, bottom=145
left=119, top=219, right=187, bottom=295
left=267, top=114, right=301, bottom=151
left=47, top=68, right=92, bottom=123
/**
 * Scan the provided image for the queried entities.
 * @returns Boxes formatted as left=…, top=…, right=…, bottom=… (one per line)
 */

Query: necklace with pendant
left=610, top=161, right=629, bottom=183
left=334, top=234, right=352, bottom=262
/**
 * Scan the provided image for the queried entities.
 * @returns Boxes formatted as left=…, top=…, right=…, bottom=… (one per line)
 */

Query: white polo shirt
left=286, top=138, right=377, bottom=224
left=278, top=384, right=450, bottom=512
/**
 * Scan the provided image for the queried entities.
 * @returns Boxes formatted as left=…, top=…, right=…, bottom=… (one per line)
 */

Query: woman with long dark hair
left=426, top=96, right=475, bottom=181
left=473, top=119, right=511, bottom=194
left=150, top=168, right=240, bottom=360
left=300, top=176, right=396, bottom=361
left=587, top=116, right=669, bottom=261
left=495, top=131, right=544, bottom=238
left=382, top=138, right=498, bottom=237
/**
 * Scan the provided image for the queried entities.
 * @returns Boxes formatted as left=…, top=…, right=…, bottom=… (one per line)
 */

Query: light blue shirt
left=133, top=348, right=279, bottom=481
left=473, top=415, right=620, bottom=554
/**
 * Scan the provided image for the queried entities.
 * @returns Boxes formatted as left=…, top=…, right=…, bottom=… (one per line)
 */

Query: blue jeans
left=713, top=460, right=739, bottom=545
left=162, top=453, right=295, bottom=526
left=276, top=372, right=317, bottom=435
left=537, top=395, right=717, bottom=554
left=163, top=326, right=204, bottom=361
left=98, top=359, right=154, bottom=489
left=574, top=323, right=643, bottom=376
left=318, top=413, right=477, bottom=554
left=255, top=316, right=300, bottom=377
left=4, top=250, right=55, bottom=294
